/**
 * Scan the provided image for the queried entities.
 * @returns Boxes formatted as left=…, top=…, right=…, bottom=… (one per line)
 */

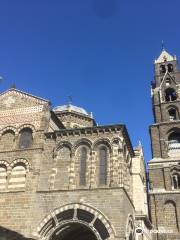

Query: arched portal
left=50, top=222, right=97, bottom=240
left=36, top=203, right=114, bottom=240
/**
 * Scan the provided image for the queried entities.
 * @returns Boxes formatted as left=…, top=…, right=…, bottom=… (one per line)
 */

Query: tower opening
left=168, top=132, right=180, bottom=143
left=165, top=88, right=177, bottom=101
left=168, top=131, right=180, bottom=153
left=160, top=65, right=166, bottom=74
left=50, top=223, right=97, bottom=240
left=168, top=63, right=174, bottom=73
left=172, top=173, right=180, bottom=189
left=168, top=108, right=178, bottom=121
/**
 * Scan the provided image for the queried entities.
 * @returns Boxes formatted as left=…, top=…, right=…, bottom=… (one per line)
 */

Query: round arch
left=10, top=158, right=31, bottom=171
left=53, top=141, right=73, bottom=158
left=167, top=127, right=180, bottom=136
left=0, top=126, right=17, bottom=136
left=0, top=160, right=10, bottom=171
left=93, top=138, right=112, bottom=153
left=73, top=138, right=92, bottom=154
left=18, top=124, right=36, bottom=134
left=35, top=203, right=115, bottom=240
left=49, top=222, right=99, bottom=240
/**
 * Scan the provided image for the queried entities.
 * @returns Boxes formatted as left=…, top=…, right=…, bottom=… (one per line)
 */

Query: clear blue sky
left=0, top=0, right=180, bottom=162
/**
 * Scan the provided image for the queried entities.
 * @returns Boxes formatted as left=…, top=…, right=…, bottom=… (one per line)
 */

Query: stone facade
left=0, top=89, right=150, bottom=240
left=149, top=49, right=180, bottom=240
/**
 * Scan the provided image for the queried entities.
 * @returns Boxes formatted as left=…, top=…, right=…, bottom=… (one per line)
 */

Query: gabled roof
left=0, top=88, right=50, bottom=104
left=155, top=49, right=176, bottom=64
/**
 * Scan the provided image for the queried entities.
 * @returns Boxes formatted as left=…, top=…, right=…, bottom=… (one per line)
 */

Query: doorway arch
left=36, top=203, right=115, bottom=240
left=50, top=222, right=98, bottom=240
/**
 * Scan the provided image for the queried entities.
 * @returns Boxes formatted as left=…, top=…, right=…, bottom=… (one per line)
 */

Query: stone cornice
left=149, top=189, right=180, bottom=195
left=45, top=124, right=134, bottom=156
left=150, top=120, right=180, bottom=128
left=55, top=110, right=93, bottom=120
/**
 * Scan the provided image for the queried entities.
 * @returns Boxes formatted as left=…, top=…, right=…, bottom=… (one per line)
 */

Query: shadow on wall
left=0, top=226, right=35, bottom=240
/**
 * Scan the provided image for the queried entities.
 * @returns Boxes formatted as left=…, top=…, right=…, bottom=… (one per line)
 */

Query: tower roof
left=155, top=49, right=176, bottom=64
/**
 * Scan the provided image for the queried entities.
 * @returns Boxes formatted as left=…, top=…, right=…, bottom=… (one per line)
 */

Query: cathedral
left=0, top=49, right=179, bottom=240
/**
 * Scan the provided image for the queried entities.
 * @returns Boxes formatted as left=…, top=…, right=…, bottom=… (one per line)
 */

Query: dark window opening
left=168, top=132, right=180, bottom=152
left=56, top=209, right=74, bottom=222
left=19, top=128, right=33, bottom=149
left=99, top=147, right=107, bottom=185
left=168, top=132, right=180, bottom=143
left=165, top=88, right=177, bottom=101
left=94, top=218, right=109, bottom=239
left=172, top=174, right=180, bottom=189
left=77, top=209, right=94, bottom=223
left=160, top=65, right=166, bottom=74
left=80, top=147, right=87, bottom=186
left=168, top=108, right=178, bottom=121
left=168, top=64, right=174, bottom=73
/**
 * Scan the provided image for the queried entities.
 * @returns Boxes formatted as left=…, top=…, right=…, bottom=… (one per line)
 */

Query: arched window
left=160, top=65, right=166, bottom=74
left=19, top=128, right=33, bottom=149
left=99, top=147, right=107, bottom=185
left=168, top=64, right=174, bottom=73
left=79, top=147, right=87, bottom=186
left=0, top=164, right=7, bottom=190
left=165, top=88, right=177, bottom=101
left=164, top=201, right=178, bottom=231
left=168, top=108, right=178, bottom=121
left=8, top=163, right=27, bottom=190
left=168, top=132, right=180, bottom=143
left=172, top=173, right=180, bottom=189
left=1, top=130, right=15, bottom=150
left=168, top=131, right=180, bottom=152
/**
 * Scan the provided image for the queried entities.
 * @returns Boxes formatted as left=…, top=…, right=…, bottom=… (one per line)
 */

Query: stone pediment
left=0, top=88, right=51, bottom=130
left=0, top=88, right=50, bottom=111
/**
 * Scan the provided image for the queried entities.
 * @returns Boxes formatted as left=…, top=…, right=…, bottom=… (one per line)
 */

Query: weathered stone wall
left=149, top=193, right=180, bottom=240
left=0, top=189, right=134, bottom=239
left=0, top=89, right=143, bottom=240
left=55, top=111, right=94, bottom=128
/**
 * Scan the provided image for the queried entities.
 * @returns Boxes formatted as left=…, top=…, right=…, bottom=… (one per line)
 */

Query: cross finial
left=10, top=83, right=16, bottom=89
left=68, top=95, right=73, bottom=105
left=162, top=40, right=165, bottom=50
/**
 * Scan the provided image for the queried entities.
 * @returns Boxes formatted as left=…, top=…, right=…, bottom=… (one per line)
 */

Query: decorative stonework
left=35, top=203, right=115, bottom=240
left=2, top=96, right=16, bottom=108
left=0, top=105, right=44, bottom=117
left=0, top=88, right=150, bottom=240
left=0, top=88, right=49, bottom=105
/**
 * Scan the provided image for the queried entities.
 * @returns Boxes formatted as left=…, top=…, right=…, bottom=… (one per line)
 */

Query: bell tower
left=149, top=48, right=180, bottom=239
left=151, top=48, right=180, bottom=158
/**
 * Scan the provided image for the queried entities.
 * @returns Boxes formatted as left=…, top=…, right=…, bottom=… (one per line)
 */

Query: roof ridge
left=0, top=88, right=50, bottom=103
